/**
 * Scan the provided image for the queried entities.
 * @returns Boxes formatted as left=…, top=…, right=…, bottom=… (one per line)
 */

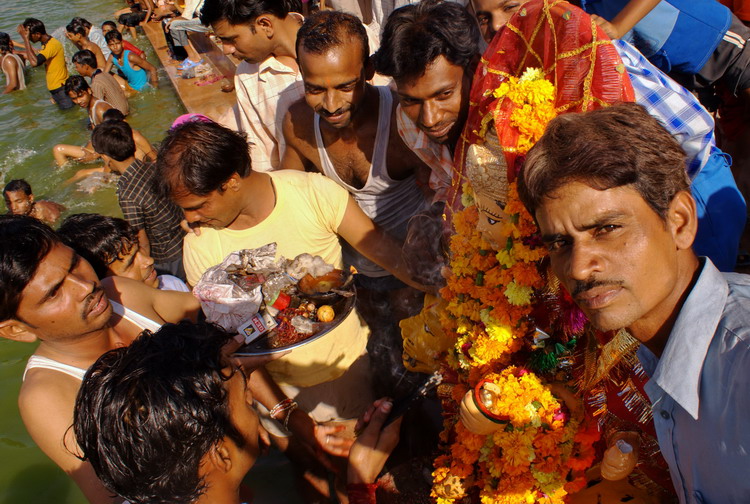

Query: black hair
left=3, top=179, right=32, bottom=197
left=64, top=75, right=90, bottom=96
left=71, top=17, right=92, bottom=29
left=101, top=21, right=117, bottom=30
left=0, top=33, right=11, bottom=53
left=0, top=215, right=60, bottom=322
left=74, top=321, right=246, bottom=504
left=91, top=121, right=136, bottom=161
left=200, top=0, right=303, bottom=28
left=520, top=103, right=690, bottom=220
left=157, top=121, right=251, bottom=196
left=373, top=0, right=481, bottom=82
left=66, top=21, right=88, bottom=37
left=22, top=18, right=47, bottom=37
left=102, top=108, right=126, bottom=122
left=105, top=30, right=123, bottom=43
left=72, top=49, right=98, bottom=69
left=296, top=10, right=368, bottom=66
left=58, top=214, right=138, bottom=279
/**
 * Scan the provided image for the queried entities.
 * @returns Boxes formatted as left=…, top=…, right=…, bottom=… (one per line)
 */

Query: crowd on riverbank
left=2, top=1, right=750, bottom=504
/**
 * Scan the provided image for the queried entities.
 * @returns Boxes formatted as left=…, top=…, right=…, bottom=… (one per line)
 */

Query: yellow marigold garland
left=430, top=70, right=593, bottom=503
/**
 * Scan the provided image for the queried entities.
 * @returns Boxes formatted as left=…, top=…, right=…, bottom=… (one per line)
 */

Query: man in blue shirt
left=519, top=102, right=750, bottom=504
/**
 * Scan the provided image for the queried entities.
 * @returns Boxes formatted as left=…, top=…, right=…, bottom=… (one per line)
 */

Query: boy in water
left=72, top=49, right=129, bottom=115
left=104, top=30, right=157, bottom=91
left=51, top=76, right=114, bottom=168
left=65, top=21, right=106, bottom=69
left=101, top=22, right=145, bottom=57
left=3, top=180, right=65, bottom=226
left=15, top=18, right=73, bottom=109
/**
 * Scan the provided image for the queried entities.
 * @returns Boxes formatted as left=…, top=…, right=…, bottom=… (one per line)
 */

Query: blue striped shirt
left=615, top=39, right=717, bottom=179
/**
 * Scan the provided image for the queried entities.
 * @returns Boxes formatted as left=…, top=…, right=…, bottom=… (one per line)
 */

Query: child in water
left=104, top=29, right=157, bottom=91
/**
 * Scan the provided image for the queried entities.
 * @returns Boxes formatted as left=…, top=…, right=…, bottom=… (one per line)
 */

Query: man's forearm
left=610, top=0, right=661, bottom=37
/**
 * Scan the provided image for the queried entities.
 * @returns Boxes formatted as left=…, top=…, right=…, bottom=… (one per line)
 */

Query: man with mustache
left=0, top=215, right=201, bottom=503
left=519, top=103, right=750, bottom=503
left=281, top=10, right=431, bottom=325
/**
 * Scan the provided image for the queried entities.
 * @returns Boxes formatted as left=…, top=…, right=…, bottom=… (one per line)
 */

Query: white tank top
left=314, top=86, right=427, bottom=277
left=22, top=301, right=162, bottom=381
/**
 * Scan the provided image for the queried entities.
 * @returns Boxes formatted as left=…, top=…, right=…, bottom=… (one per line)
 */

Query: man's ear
left=28, top=194, right=35, bottom=204
left=207, top=440, right=233, bottom=474
left=255, top=15, right=274, bottom=39
left=225, top=173, right=242, bottom=192
left=667, top=190, right=698, bottom=251
left=0, top=320, right=39, bottom=343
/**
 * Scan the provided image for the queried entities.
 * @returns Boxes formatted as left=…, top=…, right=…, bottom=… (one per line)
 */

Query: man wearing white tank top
left=0, top=215, right=201, bottom=504
left=282, top=11, right=432, bottom=333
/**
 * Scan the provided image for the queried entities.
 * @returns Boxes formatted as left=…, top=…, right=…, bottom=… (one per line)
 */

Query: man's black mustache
left=321, top=108, right=348, bottom=117
left=83, top=286, right=106, bottom=319
left=572, top=278, right=624, bottom=297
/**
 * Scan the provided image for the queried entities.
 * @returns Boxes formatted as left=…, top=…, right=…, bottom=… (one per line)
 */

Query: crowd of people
left=2, top=0, right=750, bottom=503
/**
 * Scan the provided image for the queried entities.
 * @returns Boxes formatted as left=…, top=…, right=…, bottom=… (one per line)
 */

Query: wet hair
left=0, top=215, right=60, bottom=322
left=91, top=120, right=136, bottom=161
left=58, top=214, right=138, bottom=279
left=102, top=108, right=126, bottom=122
left=200, top=0, right=303, bottom=29
left=71, top=17, right=92, bottom=29
left=157, top=121, right=251, bottom=197
left=101, top=21, right=117, bottom=31
left=65, top=21, right=88, bottom=37
left=0, top=33, right=11, bottom=53
left=74, top=321, right=246, bottom=504
left=296, top=10, right=369, bottom=66
left=64, top=75, right=90, bottom=96
left=22, top=18, right=47, bottom=37
left=3, top=179, right=32, bottom=197
left=519, top=103, right=690, bottom=220
left=373, top=0, right=481, bottom=82
left=105, top=30, right=123, bottom=43
left=72, top=49, right=98, bottom=69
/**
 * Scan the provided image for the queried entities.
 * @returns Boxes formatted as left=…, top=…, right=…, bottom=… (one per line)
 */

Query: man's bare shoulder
left=19, top=367, right=80, bottom=424
left=285, top=98, right=316, bottom=143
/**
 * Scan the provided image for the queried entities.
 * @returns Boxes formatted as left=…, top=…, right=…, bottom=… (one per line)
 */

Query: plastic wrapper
left=193, top=244, right=281, bottom=333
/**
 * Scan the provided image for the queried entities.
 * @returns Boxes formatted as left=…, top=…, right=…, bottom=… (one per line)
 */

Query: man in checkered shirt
left=91, top=120, right=186, bottom=279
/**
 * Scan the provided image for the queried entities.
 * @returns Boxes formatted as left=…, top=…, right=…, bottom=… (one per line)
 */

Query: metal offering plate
left=233, top=285, right=356, bottom=356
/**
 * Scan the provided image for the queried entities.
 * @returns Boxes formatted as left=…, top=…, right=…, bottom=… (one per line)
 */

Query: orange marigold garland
left=427, top=70, right=596, bottom=503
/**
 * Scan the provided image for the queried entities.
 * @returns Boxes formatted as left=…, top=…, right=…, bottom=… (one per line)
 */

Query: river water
left=0, top=0, right=185, bottom=502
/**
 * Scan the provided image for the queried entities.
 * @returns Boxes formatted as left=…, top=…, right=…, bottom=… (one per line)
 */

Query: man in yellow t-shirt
left=17, top=18, right=73, bottom=109
left=157, top=120, right=425, bottom=464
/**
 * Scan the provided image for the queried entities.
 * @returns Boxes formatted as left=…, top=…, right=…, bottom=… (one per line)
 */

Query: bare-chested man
left=282, top=11, right=431, bottom=329
left=0, top=215, right=200, bottom=503
left=3, top=179, right=65, bottom=225
left=65, top=20, right=107, bottom=69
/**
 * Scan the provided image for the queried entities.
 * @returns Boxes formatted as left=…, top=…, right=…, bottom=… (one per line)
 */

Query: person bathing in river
left=72, top=49, right=130, bottom=116
left=65, top=21, right=107, bottom=69
left=3, top=180, right=64, bottom=226
left=51, top=76, right=114, bottom=169
left=101, top=21, right=146, bottom=57
left=104, top=29, right=158, bottom=91
left=0, top=215, right=200, bottom=504
left=0, top=32, right=26, bottom=94
left=55, top=109, right=155, bottom=171
left=16, top=18, right=73, bottom=109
